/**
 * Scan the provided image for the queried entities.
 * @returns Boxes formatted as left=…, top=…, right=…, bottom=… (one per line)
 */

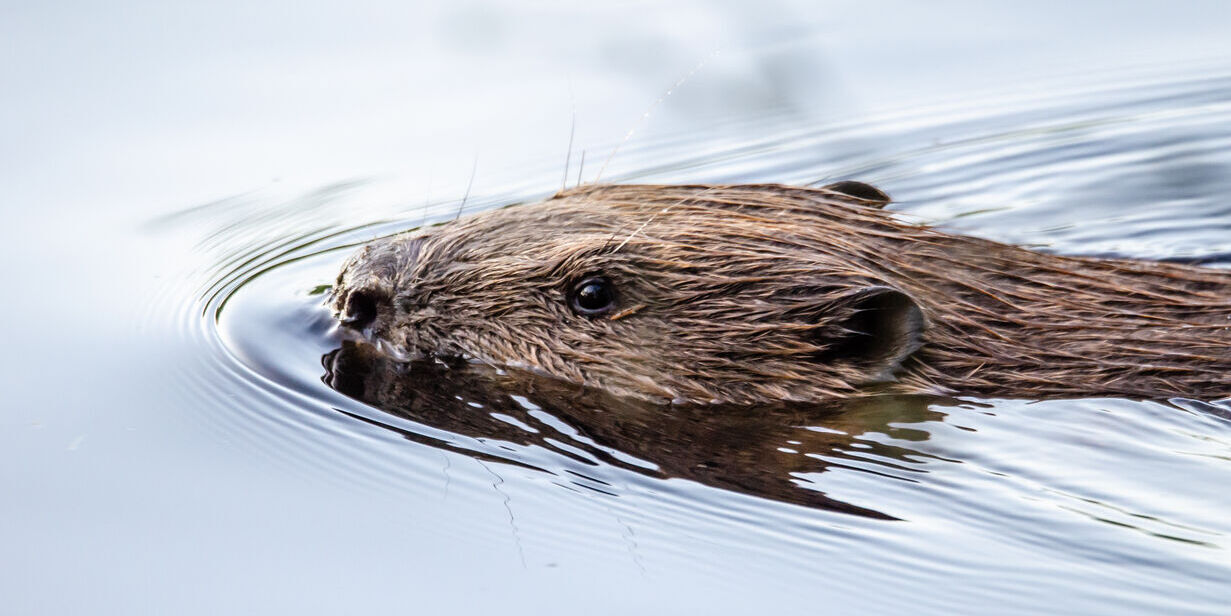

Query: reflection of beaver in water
left=323, top=340, right=949, bottom=518
left=331, top=182, right=1231, bottom=404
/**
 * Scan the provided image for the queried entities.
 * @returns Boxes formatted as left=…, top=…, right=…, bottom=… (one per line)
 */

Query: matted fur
left=333, top=184, right=1231, bottom=404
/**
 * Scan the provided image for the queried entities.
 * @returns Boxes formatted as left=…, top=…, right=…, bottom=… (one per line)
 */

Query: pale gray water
left=3, top=2, right=1231, bottom=614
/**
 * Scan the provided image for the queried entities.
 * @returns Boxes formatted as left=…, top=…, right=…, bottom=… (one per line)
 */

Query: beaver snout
left=333, top=235, right=424, bottom=333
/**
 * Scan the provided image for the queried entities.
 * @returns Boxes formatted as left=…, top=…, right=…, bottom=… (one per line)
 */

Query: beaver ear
left=817, top=286, right=924, bottom=382
left=820, top=181, right=891, bottom=207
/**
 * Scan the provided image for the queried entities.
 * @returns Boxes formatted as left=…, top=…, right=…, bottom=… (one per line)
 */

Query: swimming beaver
left=331, top=183, right=1231, bottom=404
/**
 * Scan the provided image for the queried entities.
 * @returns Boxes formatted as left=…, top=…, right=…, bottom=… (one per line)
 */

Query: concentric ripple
left=148, top=68, right=1231, bottom=613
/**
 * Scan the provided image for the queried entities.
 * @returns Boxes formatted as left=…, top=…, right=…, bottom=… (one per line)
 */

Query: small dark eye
left=569, top=276, right=616, bottom=316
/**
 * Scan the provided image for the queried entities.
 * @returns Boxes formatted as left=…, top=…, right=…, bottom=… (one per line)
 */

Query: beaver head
left=332, top=183, right=1231, bottom=404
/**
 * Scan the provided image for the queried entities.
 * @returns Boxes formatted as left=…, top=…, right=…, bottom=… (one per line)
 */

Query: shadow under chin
left=322, top=340, right=957, bottom=519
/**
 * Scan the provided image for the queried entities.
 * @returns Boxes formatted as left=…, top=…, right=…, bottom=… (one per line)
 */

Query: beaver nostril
left=341, top=291, right=379, bottom=329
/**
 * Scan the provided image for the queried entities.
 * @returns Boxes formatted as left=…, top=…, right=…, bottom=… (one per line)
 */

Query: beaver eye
left=569, top=276, right=616, bottom=317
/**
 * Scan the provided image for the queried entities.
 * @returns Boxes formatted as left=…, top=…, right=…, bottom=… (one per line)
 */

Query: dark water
left=6, top=3, right=1231, bottom=614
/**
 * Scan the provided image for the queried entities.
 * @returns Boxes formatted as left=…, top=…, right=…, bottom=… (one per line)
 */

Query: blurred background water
left=3, top=2, right=1231, bottom=614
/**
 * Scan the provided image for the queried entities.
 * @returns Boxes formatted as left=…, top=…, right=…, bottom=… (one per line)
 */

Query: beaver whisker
left=562, top=89, right=576, bottom=194
left=373, top=338, right=413, bottom=362
left=593, top=54, right=715, bottom=185
left=454, top=155, right=479, bottom=222
left=612, top=186, right=724, bottom=253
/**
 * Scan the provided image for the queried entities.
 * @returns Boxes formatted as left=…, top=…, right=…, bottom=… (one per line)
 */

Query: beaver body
left=332, top=183, right=1231, bottom=404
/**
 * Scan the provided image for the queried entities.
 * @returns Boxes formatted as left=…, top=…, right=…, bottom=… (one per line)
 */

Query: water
left=5, top=3, right=1231, bottom=614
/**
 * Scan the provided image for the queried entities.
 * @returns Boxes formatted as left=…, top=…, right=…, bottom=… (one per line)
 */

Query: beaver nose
left=336, top=235, right=422, bottom=330
left=340, top=290, right=384, bottom=329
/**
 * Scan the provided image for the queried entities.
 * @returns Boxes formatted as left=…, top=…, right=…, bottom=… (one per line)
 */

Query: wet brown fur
left=333, top=183, right=1231, bottom=404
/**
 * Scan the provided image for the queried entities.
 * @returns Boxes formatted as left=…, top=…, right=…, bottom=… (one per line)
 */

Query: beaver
left=331, top=182, right=1231, bottom=404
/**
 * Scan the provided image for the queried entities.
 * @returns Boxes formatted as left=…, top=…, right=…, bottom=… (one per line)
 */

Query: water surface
left=4, top=3, right=1231, bottom=614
